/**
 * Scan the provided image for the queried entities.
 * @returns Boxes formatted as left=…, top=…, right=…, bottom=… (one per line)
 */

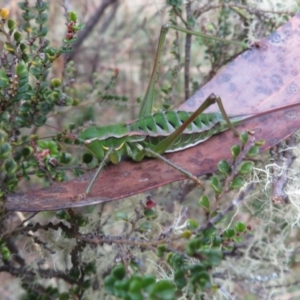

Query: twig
left=195, top=183, right=256, bottom=234
left=270, top=136, right=296, bottom=204
left=184, top=1, right=192, bottom=100
left=66, top=0, right=120, bottom=62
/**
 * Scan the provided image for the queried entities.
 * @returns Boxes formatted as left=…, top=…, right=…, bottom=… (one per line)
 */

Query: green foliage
left=231, top=144, right=241, bottom=160
left=0, top=2, right=85, bottom=206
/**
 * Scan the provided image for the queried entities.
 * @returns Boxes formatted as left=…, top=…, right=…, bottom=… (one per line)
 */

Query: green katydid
left=77, top=24, right=297, bottom=196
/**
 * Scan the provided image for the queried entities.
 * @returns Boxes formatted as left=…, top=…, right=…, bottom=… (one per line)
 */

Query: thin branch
left=66, top=0, right=120, bottom=62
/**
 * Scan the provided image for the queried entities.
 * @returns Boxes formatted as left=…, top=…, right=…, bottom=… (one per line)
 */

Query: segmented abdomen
left=128, top=110, right=229, bottom=152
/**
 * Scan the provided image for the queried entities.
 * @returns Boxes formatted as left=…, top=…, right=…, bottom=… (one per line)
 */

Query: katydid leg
left=139, top=25, right=168, bottom=118
left=214, top=95, right=239, bottom=136
left=145, top=148, right=205, bottom=190
left=85, top=148, right=113, bottom=195
left=153, top=93, right=239, bottom=155
left=140, top=23, right=247, bottom=118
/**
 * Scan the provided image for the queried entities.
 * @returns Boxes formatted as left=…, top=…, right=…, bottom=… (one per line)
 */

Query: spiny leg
left=152, top=93, right=239, bottom=156
left=85, top=148, right=113, bottom=196
left=214, top=95, right=239, bottom=137
left=145, top=148, right=205, bottom=190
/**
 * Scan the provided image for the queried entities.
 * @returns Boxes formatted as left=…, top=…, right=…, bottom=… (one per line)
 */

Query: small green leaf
left=35, top=2, right=48, bottom=12
left=17, top=84, right=29, bottom=93
left=114, top=280, right=130, bottom=298
left=69, top=267, right=80, bottom=279
left=185, top=238, right=201, bottom=256
left=4, top=158, right=17, bottom=175
left=212, top=236, right=222, bottom=247
left=231, top=144, right=241, bottom=160
left=104, top=275, right=116, bottom=295
left=235, top=221, right=246, bottom=233
left=72, top=24, right=84, bottom=31
left=233, top=236, right=243, bottom=243
left=229, top=176, right=244, bottom=189
left=20, top=43, right=28, bottom=53
left=30, top=67, right=42, bottom=77
left=167, top=0, right=182, bottom=7
left=141, top=275, right=155, bottom=290
left=186, top=219, right=198, bottom=230
left=112, top=263, right=126, bottom=280
left=0, top=70, right=9, bottom=88
left=115, top=211, right=128, bottom=221
left=138, top=222, right=152, bottom=232
left=84, top=262, right=96, bottom=275
left=255, top=139, right=265, bottom=146
left=65, top=96, right=73, bottom=106
left=1, top=247, right=10, bottom=260
left=73, top=168, right=84, bottom=176
left=217, top=159, right=230, bottom=175
left=174, top=270, right=187, bottom=289
left=16, top=62, right=27, bottom=76
left=200, top=248, right=222, bottom=266
left=51, top=78, right=62, bottom=87
left=129, top=277, right=142, bottom=292
left=77, top=216, right=88, bottom=227
left=7, top=19, right=16, bottom=31
left=38, top=140, right=59, bottom=155
left=247, top=145, right=260, bottom=157
left=198, top=195, right=210, bottom=212
left=239, top=131, right=248, bottom=145
left=4, top=42, right=15, bottom=53
left=202, top=226, right=216, bottom=238
left=60, top=152, right=72, bottom=164
left=224, top=228, right=235, bottom=238
left=190, top=265, right=205, bottom=277
left=161, top=85, right=171, bottom=95
left=210, top=176, right=222, bottom=194
left=59, top=292, right=70, bottom=300
left=56, top=210, right=68, bottom=220
left=82, top=279, right=91, bottom=289
left=69, top=11, right=77, bottom=22
left=0, top=142, right=12, bottom=158
left=72, top=98, right=80, bottom=106
left=149, top=280, right=175, bottom=300
left=21, top=53, right=29, bottom=62
left=144, top=208, right=157, bottom=218
left=187, top=16, right=196, bottom=28
left=13, top=31, right=22, bottom=43
left=157, top=244, right=167, bottom=257
left=238, top=161, right=254, bottom=175
left=181, top=230, right=192, bottom=239
left=191, top=271, right=211, bottom=288
left=0, top=130, right=8, bottom=143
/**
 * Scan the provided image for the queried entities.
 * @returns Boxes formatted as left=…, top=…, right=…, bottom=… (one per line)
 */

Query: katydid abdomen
left=79, top=110, right=249, bottom=163
left=129, top=111, right=248, bottom=153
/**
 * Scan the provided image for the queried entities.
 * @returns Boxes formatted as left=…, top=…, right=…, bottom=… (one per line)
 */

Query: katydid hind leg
left=153, top=94, right=240, bottom=154
left=214, top=95, right=239, bottom=136
left=153, top=93, right=217, bottom=154
left=145, top=148, right=205, bottom=190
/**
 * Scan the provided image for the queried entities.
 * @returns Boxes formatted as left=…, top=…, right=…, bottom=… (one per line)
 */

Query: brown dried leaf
left=7, top=14, right=300, bottom=211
